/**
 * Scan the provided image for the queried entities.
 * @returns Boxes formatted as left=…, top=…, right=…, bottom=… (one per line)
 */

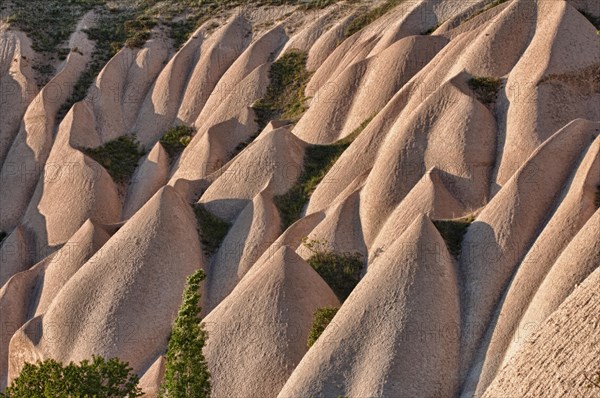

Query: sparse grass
left=194, top=204, right=231, bottom=256
left=274, top=117, right=372, bottom=229
left=83, top=136, right=145, bottom=184
left=462, top=0, right=510, bottom=24
left=57, top=3, right=158, bottom=119
left=432, top=215, right=475, bottom=258
left=307, top=307, right=339, bottom=348
left=0, top=231, right=6, bottom=244
left=6, top=0, right=103, bottom=54
left=303, top=238, right=363, bottom=301
left=468, top=76, right=501, bottom=105
left=160, top=125, right=194, bottom=159
left=252, top=50, right=312, bottom=131
left=344, top=0, right=404, bottom=38
left=6, top=1, right=340, bottom=118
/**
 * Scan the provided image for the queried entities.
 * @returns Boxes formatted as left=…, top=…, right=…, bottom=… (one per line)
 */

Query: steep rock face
left=0, top=46, right=93, bottom=231
left=360, top=72, right=496, bottom=247
left=494, top=0, right=600, bottom=187
left=21, top=103, right=121, bottom=260
left=123, top=143, right=170, bottom=220
left=279, top=215, right=460, bottom=398
left=458, top=119, right=599, bottom=381
left=203, top=246, right=339, bottom=398
left=294, top=35, right=448, bottom=144
left=0, top=220, right=110, bottom=389
left=0, top=27, right=37, bottom=168
left=205, top=185, right=281, bottom=311
left=7, top=187, right=204, bottom=382
left=483, top=267, right=600, bottom=398
left=462, top=135, right=600, bottom=396
left=199, top=127, right=306, bottom=222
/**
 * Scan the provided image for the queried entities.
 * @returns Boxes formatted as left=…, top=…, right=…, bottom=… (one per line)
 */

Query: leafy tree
left=159, top=269, right=211, bottom=397
left=2, top=356, right=142, bottom=397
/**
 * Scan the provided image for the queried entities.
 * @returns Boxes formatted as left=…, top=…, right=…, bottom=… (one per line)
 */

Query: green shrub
left=307, top=307, right=339, bottom=348
left=595, top=185, right=600, bottom=209
left=468, top=76, right=502, bottom=105
left=160, top=125, right=195, bottom=159
left=2, top=356, right=142, bottom=397
left=303, top=238, right=363, bottom=301
left=344, top=0, right=404, bottom=38
left=252, top=50, right=312, bottom=131
left=0, top=231, right=6, bottom=244
left=432, top=215, right=475, bottom=258
left=159, top=269, right=211, bottom=398
left=274, top=117, right=372, bottom=229
left=83, top=136, right=145, bottom=184
left=194, top=204, right=232, bottom=256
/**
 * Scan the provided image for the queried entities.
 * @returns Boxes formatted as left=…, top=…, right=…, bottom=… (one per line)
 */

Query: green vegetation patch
left=253, top=50, right=312, bottom=131
left=462, top=0, right=510, bottom=25
left=303, top=238, right=363, bottom=301
left=344, top=0, right=405, bottom=38
left=275, top=117, right=372, bottom=229
left=5, top=0, right=103, bottom=54
left=194, top=204, right=232, bottom=256
left=58, top=3, right=159, bottom=119
left=307, top=306, right=339, bottom=348
left=432, top=215, right=475, bottom=258
left=595, top=185, right=600, bottom=209
left=83, top=135, right=144, bottom=184
left=0, top=231, right=6, bottom=244
left=159, top=268, right=211, bottom=397
left=3, top=356, right=142, bottom=397
left=160, top=125, right=194, bottom=159
left=468, top=76, right=502, bottom=105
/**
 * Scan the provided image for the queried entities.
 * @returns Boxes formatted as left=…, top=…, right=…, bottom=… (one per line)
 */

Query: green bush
left=307, top=307, right=339, bottom=348
left=274, top=117, right=372, bottom=229
left=595, top=185, right=600, bottom=209
left=159, top=269, right=211, bottom=398
left=83, top=136, right=145, bottom=184
left=432, top=215, right=475, bottom=258
left=252, top=50, right=312, bottom=131
left=344, top=0, right=404, bottom=38
left=303, top=238, right=363, bottom=301
left=194, top=204, right=232, bottom=257
left=2, top=356, right=142, bottom=397
left=468, top=76, right=501, bottom=105
left=160, top=125, right=195, bottom=159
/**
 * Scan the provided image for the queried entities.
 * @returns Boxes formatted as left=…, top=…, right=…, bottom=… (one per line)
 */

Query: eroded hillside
left=0, top=0, right=599, bottom=396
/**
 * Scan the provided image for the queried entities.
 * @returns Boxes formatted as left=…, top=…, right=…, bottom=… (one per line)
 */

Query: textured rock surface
left=0, top=1, right=598, bottom=396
